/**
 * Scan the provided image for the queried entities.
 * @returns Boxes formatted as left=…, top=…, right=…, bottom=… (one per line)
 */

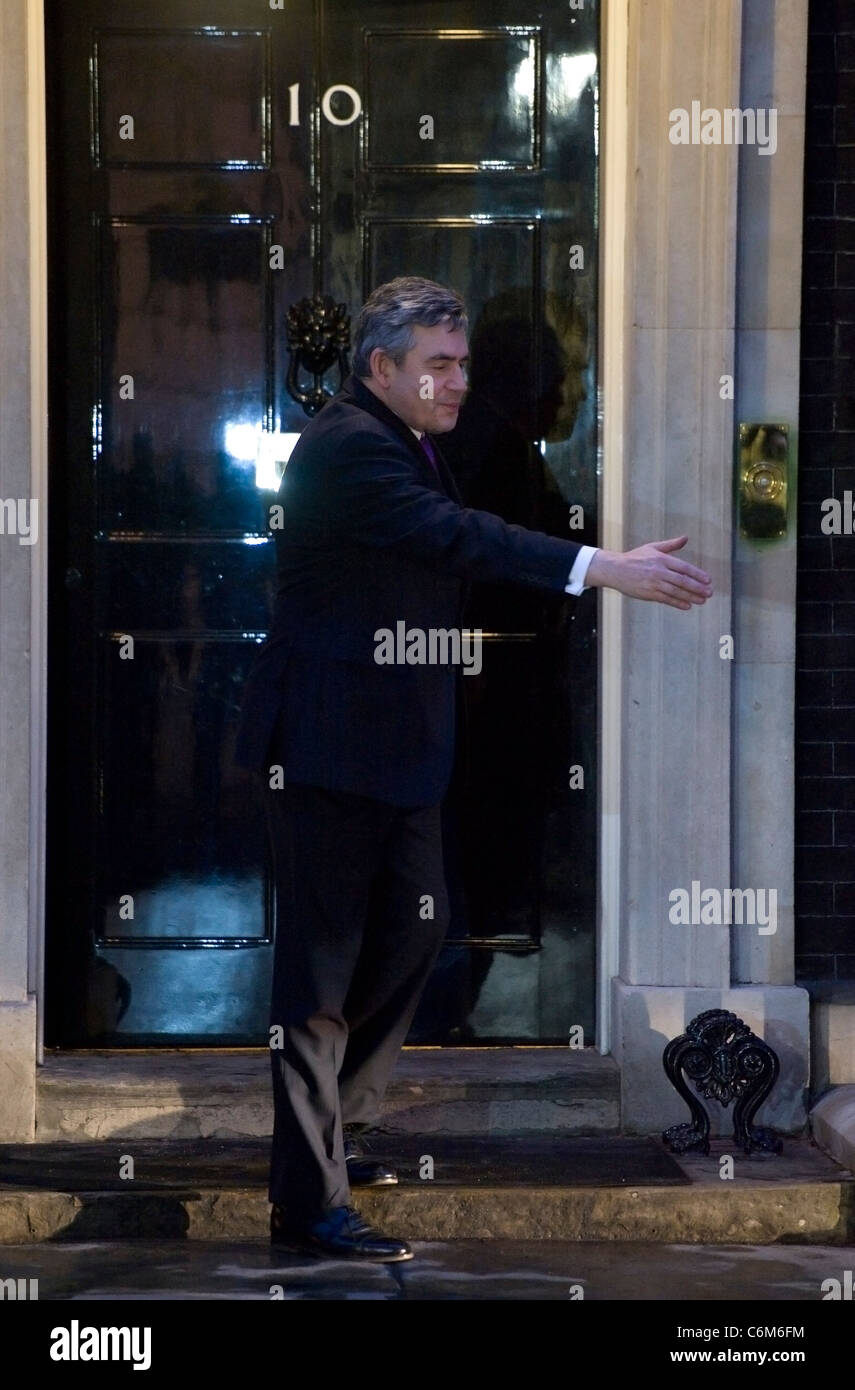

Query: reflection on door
left=46, top=0, right=599, bottom=1045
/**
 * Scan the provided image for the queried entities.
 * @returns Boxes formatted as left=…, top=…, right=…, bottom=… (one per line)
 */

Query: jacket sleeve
left=327, top=429, right=582, bottom=593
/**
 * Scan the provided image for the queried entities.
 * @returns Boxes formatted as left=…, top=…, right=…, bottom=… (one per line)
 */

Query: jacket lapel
left=340, top=375, right=461, bottom=502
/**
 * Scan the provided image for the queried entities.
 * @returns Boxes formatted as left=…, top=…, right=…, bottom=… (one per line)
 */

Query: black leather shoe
left=270, top=1203, right=413, bottom=1262
left=344, top=1133, right=398, bottom=1187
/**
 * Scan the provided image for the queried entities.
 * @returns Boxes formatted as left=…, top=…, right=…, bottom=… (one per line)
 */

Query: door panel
left=362, top=29, right=540, bottom=170
left=94, top=30, right=270, bottom=169
left=45, top=0, right=599, bottom=1045
left=47, top=0, right=306, bottom=1044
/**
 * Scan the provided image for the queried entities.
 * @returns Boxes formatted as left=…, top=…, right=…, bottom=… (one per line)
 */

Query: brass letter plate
left=738, top=423, right=789, bottom=539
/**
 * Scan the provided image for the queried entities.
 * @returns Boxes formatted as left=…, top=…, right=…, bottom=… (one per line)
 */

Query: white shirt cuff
left=565, top=545, right=598, bottom=596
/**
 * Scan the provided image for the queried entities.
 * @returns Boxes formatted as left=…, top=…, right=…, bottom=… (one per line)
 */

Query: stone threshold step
left=3, top=1183, right=853, bottom=1246
left=36, top=1047, right=620, bottom=1140
left=1, top=1136, right=852, bottom=1245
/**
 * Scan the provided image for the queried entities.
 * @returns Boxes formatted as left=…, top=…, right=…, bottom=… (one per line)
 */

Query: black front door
left=45, top=0, right=599, bottom=1045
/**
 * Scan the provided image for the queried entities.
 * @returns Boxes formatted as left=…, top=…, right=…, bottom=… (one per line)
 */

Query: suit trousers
left=262, top=775, right=450, bottom=1214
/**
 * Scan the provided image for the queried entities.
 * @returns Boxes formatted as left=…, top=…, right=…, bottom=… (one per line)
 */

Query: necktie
left=419, top=433, right=440, bottom=477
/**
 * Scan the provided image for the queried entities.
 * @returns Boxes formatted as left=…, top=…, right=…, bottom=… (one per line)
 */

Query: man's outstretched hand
left=585, top=536, right=713, bottom=611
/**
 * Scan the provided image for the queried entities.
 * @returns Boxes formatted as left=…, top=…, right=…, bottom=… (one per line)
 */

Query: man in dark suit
left=235, top=276, right=713, bottom=1262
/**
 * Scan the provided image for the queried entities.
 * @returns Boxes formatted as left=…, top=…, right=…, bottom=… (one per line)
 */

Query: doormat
left=371, top=1134, right=691, bottom=1186
left=0, top=1135, right=689, bottom=1190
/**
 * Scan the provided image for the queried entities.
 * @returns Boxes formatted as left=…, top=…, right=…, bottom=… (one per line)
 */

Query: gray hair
left=352, top=276, right=468, bottom=378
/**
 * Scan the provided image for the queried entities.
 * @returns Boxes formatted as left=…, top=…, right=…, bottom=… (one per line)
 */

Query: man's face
left=368, top=321, right=469, bottom=433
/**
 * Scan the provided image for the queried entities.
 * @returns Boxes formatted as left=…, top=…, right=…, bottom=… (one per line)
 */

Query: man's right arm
left=329, top=430, right=713, bottom=609
left=329, top=430, right=582, bottom=594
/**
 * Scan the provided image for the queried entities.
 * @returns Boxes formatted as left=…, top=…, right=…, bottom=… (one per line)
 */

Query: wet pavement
left=0, top=1236, right=852, bottom=1300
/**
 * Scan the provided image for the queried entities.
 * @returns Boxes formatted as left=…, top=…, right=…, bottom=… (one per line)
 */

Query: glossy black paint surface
left=46, top=0, right=599, bottom=1044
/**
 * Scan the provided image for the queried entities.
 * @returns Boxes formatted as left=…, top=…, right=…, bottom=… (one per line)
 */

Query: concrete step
left=35, top=1047, right=620, bottom=1141
left=1, top=1134, right=852, bottom=1245
left=811, top=1085, right=855, bottom=1172
left=810, top=985, right=855, bottom=1092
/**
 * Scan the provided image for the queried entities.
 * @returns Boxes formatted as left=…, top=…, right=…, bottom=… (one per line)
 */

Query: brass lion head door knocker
left=286, top=294, right=351, bottom=417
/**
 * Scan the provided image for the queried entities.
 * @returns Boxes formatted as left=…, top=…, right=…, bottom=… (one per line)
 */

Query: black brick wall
left=796, top=0, right=855, bottom=982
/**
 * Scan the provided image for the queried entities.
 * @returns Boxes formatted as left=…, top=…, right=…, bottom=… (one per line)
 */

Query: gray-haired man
left=235, top=276, right=713, bottom=1262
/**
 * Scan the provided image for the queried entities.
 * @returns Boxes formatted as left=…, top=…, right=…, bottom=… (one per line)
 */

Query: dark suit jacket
left=234, top=373, right=582, bottom=805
